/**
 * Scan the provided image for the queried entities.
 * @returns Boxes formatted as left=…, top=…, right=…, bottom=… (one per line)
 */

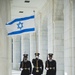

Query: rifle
left=47, top=56, right=48, bottom=68
left=36, top=59, right=39, bottom=72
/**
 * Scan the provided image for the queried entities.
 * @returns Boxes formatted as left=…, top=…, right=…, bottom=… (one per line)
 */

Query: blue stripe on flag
left=8, top=28, right=35, bottom=35
left=6, top=15, right=34, bottom=25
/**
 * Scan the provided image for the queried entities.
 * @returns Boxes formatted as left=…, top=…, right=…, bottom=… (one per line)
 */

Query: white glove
left=46, top=68, right=49, bottom=70
left=20, top=68, right=23, bottom=71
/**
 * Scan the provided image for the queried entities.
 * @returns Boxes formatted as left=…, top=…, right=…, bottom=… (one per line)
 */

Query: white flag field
left=6, top=15, right=35, bottom=36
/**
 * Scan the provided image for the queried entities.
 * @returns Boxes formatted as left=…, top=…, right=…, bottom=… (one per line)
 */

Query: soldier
left=20, top=54, right=32, bottom=75
left=45, top=53, right=56, bottom=75
left=32, top=53, right=44, bottom=75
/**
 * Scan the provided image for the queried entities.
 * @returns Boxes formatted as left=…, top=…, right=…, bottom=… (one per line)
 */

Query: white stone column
left=13, top=36, right=21, bottom=70
left=0, top=0, right=11, bottom=75
left=0, top=18, right=11, bottom=75
left=30, top=14, right=40, bottom=61
left=21, top=34, right=30, bottom=60
left=72, top=0, right=75, bottom=75
left=64, top=0, right=72, bottom=75
left=48, top=0, right=54, bottom=53
left=54, top=21, right=64, bottom=75
left=38, top=4, right=48, bottom=75
left=30, top=33, right=36, bottom=61
left=36, top=13, right=42, bottom=58
left=8, top=37, right=12, bottom=75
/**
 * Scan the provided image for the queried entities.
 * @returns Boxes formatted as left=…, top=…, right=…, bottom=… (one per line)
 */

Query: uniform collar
left=49, top=59, right=53, bottom=62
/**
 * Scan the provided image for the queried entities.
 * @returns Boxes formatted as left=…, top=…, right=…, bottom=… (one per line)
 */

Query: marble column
left=30, top=33, right=36, bottom=61
left=54, top=21, right=64, bottom=75
left=72, top=0, right=75, bottom=75
left=36, top=13, right=42, bottom=58
left=30, top=13, right=40, bottom=61
left=0, top=0, right=11, bottom=75
left=21, top=34, right=30, bottom=60
left=0, top=18, right=11, bottom=75
left=38, top=6, right=48, bottom=75
left=13, top=36, right=21, bottom=70
left=64, top=0, right=73, bottom=75
left=48, top=0, right=54, bottom=53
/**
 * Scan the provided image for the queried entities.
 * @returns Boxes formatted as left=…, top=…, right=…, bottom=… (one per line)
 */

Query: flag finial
left=33, top=10, right=35, bottom=12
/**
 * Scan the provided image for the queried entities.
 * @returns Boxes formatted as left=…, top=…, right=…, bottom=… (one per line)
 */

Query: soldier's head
left=48, top=53, right=53, bottom=60
left=35, top=53, right=40, bottom=59
left=23, top=54, right=28, bottom=61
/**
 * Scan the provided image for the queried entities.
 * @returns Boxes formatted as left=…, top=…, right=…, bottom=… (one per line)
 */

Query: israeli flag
left=6, top=15, right=35, bottom=36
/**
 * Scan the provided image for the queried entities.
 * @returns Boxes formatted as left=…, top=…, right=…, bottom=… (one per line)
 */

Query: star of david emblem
left=17, top=21, right=23, bottom=30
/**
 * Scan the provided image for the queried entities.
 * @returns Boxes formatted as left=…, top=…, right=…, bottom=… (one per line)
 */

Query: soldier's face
left=35, top=56, right=39, bottom=59
left=49, top=56, right=52, bottom=60
left=24, top=57, right=27, bottom=60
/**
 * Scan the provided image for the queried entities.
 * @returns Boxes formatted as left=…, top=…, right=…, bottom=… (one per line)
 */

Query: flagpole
left=33, top=10, right=38, bottom=53
left=33, top=11, right=39, bottom=72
